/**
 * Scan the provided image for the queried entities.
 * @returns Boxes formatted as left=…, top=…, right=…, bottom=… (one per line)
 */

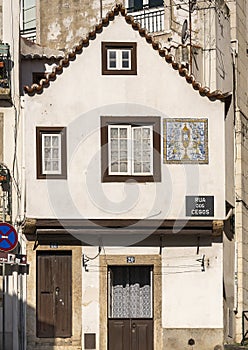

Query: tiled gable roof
left=23, top=3, right=231, bottom=102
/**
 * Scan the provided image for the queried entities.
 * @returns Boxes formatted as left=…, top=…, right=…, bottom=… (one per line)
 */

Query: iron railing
left=241, top=311, right=248, bottom=345
left=20, top=27, right=36, bottom=42
left=127, top=7, right=165, bottom=33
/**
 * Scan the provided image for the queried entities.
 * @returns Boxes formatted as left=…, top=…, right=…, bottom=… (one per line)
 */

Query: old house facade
left=20, top=3, right=235, bottom=350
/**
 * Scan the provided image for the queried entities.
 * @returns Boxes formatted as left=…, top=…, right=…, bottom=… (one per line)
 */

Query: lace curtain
left=109, top=266, right=152, bottom=318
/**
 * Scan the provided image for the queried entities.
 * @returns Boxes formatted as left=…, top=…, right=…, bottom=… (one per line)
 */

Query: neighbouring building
left=0, top=1, right=28, bottom=349
left=21, top=4, right=235, bottom=350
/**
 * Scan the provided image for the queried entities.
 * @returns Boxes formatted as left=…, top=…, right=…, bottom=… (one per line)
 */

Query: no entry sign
left=0, top=223, right=18, bottom=252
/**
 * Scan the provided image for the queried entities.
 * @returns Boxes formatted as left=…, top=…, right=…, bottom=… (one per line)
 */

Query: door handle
left=132, top=323, right=136, bottom=333
left=55, top=287, right=60, bottom=296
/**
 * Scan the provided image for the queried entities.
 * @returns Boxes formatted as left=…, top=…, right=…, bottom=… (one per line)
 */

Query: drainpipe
left=234, top=240, right=238, bottom=313
left=231, top=39, right=238, bottom=313
left=100, top=0, right=102, bottom=19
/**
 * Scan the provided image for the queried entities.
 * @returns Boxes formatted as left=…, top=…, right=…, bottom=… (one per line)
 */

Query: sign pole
left=2, top=262, right=5, bottom=350
left=1, top=192, right=6, bottom=350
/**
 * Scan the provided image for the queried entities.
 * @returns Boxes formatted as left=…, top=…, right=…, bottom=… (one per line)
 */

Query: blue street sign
left=0, top=223, right=18, bottom=252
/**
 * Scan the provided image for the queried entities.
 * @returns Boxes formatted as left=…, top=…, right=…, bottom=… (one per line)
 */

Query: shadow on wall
left=0, top=263, right=28, bottom=350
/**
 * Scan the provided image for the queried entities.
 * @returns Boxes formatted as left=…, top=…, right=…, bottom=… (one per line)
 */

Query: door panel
left=108, top=319, right=130, bottom=350
left=37, top=255, right=54, bottom=337
left=54, top=255, right=72, bottom=337
left=131, top=320, right=153, bottom=350
left=37, top=252, right=72, bottom=338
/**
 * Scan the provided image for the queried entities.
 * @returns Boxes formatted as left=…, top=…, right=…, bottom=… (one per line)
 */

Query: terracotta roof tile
left=21, top=37, right=65, bottom=59
left=23, top=3, right=231, bottom=102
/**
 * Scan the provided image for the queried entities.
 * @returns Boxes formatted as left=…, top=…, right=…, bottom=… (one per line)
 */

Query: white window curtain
left=109, top=266, right=152, bottom=319
left=108, top=125, right=153, bottom=175
left=42, top=133, right=61, bottom=174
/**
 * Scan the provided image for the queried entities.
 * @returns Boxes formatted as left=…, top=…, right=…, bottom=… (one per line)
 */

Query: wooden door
left=108, top=266, right=153, bottom=350
left=37, top=251, right=72, bottom=338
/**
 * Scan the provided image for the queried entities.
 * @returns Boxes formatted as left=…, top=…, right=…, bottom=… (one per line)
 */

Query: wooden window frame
left=36, top=127, right=67, bottom=179
left=102, top=42, right=137, bottom=75
left=101, top=116, right=161, bottom=182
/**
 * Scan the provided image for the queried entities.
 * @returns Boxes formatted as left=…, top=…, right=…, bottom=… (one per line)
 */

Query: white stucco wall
left=81, top=242, right=223, bottom=341
left=24, top=14, right=226, bottom=221
left=162, top=241, right=223, bottom=328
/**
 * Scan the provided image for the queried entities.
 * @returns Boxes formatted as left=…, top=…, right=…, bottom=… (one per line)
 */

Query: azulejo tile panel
left=163, top=118, right=208, bottom=164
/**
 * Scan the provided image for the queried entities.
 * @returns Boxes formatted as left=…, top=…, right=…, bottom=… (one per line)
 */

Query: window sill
left=102, top=174, right=161, bottom=183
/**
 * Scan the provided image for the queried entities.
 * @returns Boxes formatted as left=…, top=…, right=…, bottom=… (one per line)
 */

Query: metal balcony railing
left=241, top=311, right=248, bottom=345
left=127, top=7, right=165, bottom=33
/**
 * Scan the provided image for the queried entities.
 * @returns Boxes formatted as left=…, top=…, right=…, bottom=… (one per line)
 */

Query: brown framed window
left=101, top=116, right=161, bottom=182
left=36, top=127, right=67, bottom=179
left=102, top=42, right=137, bottom=75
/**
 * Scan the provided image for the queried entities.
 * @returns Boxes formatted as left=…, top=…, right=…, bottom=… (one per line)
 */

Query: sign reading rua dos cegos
left=186, top=196, right=214, bottom=217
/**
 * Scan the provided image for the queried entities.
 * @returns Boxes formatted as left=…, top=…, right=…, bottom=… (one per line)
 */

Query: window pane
left=44, top=148, right=51, bottom=159
left=120, top=151, right=128, bottom=161
left=133, top=128, right=141, bottom=139
left=120, top=162, right=128, bottom=172
left=111, top=128, right=118, bottom=138
left=111, top=162, right=118, bottom=172
left=122, top=51, right=129, bottom=60
left=121, top=50, right=130, bottom=69
left=52, top=148, right=59, bottom=158
left=120, top=140, right=127, bottom=150
left=108, top=50, right=117, bottom=69
left=109, top=51, right=116, bottom=59
left=133, top=0, right=143, bottom=11
left=44, top=161, right=51, bottom=171
left=134, top=162, right=141, bottom=173
left=142, top=127, right=151, bottom=138
left=109, top=60, right=116, bottom=68
left=44, top=136, right=51, bottom=147
left=122, top=60, right=129, bottom=68
left=120, top=128, right=127, bottom=138
left=52, top=161, right=59, bottom=171
left=143, top=162, right=151, bottom=172
left=52, top=136, right=59, bottom=146
left=111, top=139, right=118, bottom=150
left=149, top=0, right=163, bottom=7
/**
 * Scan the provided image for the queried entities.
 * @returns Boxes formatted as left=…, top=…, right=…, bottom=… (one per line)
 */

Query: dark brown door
left=37, top=251, right=72, bottom=338
left=108, top=266, right=153, bottom=350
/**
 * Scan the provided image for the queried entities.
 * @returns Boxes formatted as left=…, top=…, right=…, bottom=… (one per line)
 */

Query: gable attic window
left=102, top=42, right=137, bottom=75
left=36, top=127, right=67, bottom=179
left=101, top=116, right=161, bottom=182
